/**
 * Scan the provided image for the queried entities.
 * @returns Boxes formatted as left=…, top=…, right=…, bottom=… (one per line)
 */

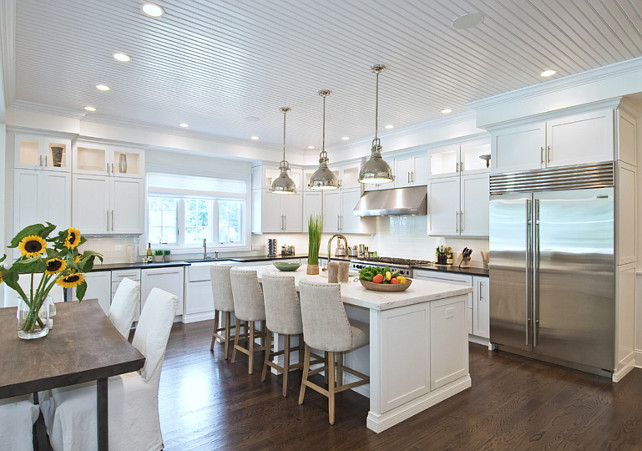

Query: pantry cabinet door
left=491, top=122, right=545, bottom=173
left=41, top=171, right=72, bottom=231
left=261, top=191, right=284, bottom=232
left=340, top=188, right=365, bottom=234
left=14, top=170, right=42, bottom=233
left=112, top=178, right=144, bottom=234
left=303, top=192, right=323, bottom=229
left=460, top=173, right=489, bottom=237
left=322, top=191, right=341, bottom=233
left=73, top=174, right=110, bottom=234
left=282, top=194, right=302, bottom=232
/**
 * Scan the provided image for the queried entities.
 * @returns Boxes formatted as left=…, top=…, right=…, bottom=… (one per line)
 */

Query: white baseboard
left=181, top=311, right=215, bottom=323
left=468, top=335, right=489, bottom=347
left=613, top=352, right=636, bottom=382
left=635, top=349, right=642, bottom=368
left=366, top=375, right=471, bottom=433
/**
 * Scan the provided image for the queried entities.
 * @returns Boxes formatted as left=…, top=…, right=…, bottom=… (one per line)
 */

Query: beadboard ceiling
left=3, top=0, right=642, bottom=152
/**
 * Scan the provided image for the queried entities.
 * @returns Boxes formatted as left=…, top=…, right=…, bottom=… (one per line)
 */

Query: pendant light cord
left=322, top=93, right=326, bottom=154
left=282, top=108, right=287, bottom=163
left=374, top=69, right=379, bottom=142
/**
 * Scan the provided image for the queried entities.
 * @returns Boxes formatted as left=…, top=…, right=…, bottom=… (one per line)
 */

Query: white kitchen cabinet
left=184, top=262, right=225, bottom=323
left=323, top=187, right=374, bottom=234
left=74, top=142, right=144, bottom=178
left=395, top=152, right=429, bottom=188
left=14, top=169, right=71, bottom=234
left=303, top=191, right=323, bottom=229
left=491, top=108, right=614, bottom=173
left=83, top=271, right=112, bottom=315
left=111, top=269, right=141, bottom=323
left=14, top=134, right=71, bottom=172
left=427, top=139, right=490, bottom=238
left=72, top=174, right=144, bottom=235
left=472, top=276, right=489, bottom=339
left=141, top=267, right=185, bottom=316
left=430, top=296, right=468, bottom=390
left=252, top=189, right=302, bottom=233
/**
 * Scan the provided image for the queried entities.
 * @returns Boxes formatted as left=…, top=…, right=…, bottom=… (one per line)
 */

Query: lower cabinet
left=141, top=267, right=184, bottom=316
left=82, top=271, right=112, bottom=314
left=111, top=269, right=142, bottom=322
left=413, top=270, right=489, bottom=342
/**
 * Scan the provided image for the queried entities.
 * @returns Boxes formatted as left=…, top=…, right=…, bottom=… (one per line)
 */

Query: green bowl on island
left=272, top=261, right=302, bottom=272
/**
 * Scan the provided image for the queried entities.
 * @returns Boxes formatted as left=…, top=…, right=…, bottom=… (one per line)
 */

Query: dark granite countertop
left=411, top=264, right=489, bottom=277
left=91, top=261, right=192, bottom=272
left=227, top=254, right=308, bottom=262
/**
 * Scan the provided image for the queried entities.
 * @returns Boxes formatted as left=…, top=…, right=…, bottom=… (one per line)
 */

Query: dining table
left=0, top=299, right=145, bottom=451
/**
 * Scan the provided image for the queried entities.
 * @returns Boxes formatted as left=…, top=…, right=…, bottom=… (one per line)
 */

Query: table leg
left=97, top=377, right=108, bottom=450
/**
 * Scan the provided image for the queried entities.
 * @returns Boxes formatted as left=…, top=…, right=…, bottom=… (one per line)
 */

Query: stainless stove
left=349, top=256, right=432, bottom=278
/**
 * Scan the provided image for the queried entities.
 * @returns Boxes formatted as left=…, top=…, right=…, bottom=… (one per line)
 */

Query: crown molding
left=10, top=100, right=86, bottom=119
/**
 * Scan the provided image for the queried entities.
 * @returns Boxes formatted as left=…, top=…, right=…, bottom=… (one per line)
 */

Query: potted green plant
left=154, top=249, right=163, bottom=263
left=307, top=215, right=323, bottom=275
left=0, top=223, right=102, bottom=339
left=163, top=249, right=171, bottom=262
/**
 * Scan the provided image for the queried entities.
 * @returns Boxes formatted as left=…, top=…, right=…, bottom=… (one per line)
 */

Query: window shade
left=148, top=172, right=246, bottom=197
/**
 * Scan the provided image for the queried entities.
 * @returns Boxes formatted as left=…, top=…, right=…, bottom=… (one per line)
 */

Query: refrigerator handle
left=533, top=199, right=540, bottom=347
left=525, top=199, right=532, bottom=346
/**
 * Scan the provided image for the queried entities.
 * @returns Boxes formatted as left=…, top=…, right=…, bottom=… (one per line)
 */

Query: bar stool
left=260, top=273, right=305, bottom=397
left=209, top=265, right=236, bottom=359
left=298, top=280, right=370, bottom=425
left=230, top=268, right=268, bottom=374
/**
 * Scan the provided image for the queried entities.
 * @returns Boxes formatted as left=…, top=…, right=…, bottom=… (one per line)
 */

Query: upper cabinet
left=253, top=164, right=303, bottom=192
left=395, top=152, right=429, bottom=188
left=429, top=141, right=490, bottom=178
left=74, top=142, right=144, bottom=178
left=252, top=164, right=303, bottom=233
left=15, top=134, right=71, bottom=172
left=491, top=108, right=614, bottom=173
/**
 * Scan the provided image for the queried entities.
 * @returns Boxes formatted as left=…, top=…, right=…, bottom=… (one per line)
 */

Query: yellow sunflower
left=18, top=235, right=47, bottom=257
left=45, top=258, right=67, bottom=275
left=56, top=273, right=86, bottom=288
left=0, top=271, right=3, bottom=284
left=64, top=227, right=81, bottom=249
left=75, top=254, right=82, bottom=263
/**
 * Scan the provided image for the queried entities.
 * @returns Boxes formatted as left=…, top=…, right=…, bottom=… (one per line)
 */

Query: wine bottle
left=146, top=243, right=153, bottom=260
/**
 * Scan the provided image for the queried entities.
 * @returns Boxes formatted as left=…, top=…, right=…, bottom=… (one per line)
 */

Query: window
left=147, top=173, right=247, bottom=249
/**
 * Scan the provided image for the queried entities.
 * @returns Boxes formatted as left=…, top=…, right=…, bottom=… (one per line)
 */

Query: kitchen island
left=247, top=265, right=473, bottom=433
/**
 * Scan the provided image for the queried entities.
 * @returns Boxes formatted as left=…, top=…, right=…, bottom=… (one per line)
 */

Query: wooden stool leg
left=248, top=321, right=255, bottom=374
left=210, top=309, right=219, bottom=351
left=298, top=345, right=311, bottom=405
left=231, top=318, right=241, bottom=363
left=298, top=334, right=304, bottom=372
left=337, top=352, right=344, bottom=386
left=328, top=351, right=336, bottom=425
left=283, top=334, right=290, bottom=397
left=261, top=330, right=272, bottom=382
left=224, top=312, right=231, bottom=359
left=324, top=351, right=329, bottom=384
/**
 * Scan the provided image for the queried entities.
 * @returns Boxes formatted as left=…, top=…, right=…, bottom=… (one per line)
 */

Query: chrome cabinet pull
left=107, top=210, right=110, bottom=231
left=540, top=147, right=544, bottom=164
left=547, top=145, right=551, bottom=163
left=111, top=210, right=114, bottom=231
left=455, top=211, right=459, bottom=233
left=337, top=215, right=340, bottom=231
left=44, top=155, right=48, bottom=166
left=460, top=211, right=464, bottom=232
left=407, top=172, right=410, bottom=183
left=106, top=163, right=110, bottom=173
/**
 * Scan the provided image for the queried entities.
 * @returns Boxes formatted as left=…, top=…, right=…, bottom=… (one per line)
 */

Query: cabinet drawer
left=188, top=261, right=231, bottom=282
left=412, top=270, right=472, bottom=286
left=111, top=269, right=141, bottom=283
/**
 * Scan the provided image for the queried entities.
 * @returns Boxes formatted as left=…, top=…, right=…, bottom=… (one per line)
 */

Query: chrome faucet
left=327, top=234, right=348, bottom=267
left=203, top=238, right=207, bottom=259
left=215, top=251, right=219, bottom=260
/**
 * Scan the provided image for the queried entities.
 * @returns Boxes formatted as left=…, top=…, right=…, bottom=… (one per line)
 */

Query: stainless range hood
left=353, top=186, right=427, bottom=216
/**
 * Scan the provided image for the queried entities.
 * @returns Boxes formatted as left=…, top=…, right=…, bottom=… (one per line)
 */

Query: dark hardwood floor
left=159, top=320, right=642, bottom=450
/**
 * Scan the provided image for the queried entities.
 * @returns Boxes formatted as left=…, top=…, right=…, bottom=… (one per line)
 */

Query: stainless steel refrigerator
left=489, top=162, right=615, bottom=375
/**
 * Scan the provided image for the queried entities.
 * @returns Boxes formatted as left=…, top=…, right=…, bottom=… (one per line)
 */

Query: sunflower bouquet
left=0, top=222, right=102, bottom=337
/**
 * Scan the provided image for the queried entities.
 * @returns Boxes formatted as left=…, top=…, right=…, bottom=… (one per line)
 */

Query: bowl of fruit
left=358, top=266, right=412, bottom=292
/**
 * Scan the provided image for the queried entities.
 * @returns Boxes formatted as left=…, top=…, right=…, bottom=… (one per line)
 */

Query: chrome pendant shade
left=358, top=64, right=394, bottom=185
left=309, top=90, right=339, bottom=190
left=271, top=107, right=297, bottom=194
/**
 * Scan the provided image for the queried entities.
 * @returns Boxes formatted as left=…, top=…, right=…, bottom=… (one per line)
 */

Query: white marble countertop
left=242, top=264, right=472, bottom=311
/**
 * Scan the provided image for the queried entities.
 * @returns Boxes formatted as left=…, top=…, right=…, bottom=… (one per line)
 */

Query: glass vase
left=17, top=296, right=50, bottom=340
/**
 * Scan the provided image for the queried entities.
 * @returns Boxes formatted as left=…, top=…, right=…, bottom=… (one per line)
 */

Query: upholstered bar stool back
left=260, top=273, right=304, bottom=396
left=298, top=280, right=369, bottom=424
left=230, top=268, right=267, bottom=374
left=209, top=265, right=236, bottom=358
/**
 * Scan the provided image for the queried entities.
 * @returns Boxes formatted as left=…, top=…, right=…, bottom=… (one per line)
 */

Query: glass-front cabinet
left=429, top=139, right=490, bottom=178
left=15, top=134, right=71, bottom=172
left=74, top=142, right=144, bottom=178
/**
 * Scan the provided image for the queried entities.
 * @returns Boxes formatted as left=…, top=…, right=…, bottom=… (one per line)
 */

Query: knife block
left=456, top=252, right=471, bottom=268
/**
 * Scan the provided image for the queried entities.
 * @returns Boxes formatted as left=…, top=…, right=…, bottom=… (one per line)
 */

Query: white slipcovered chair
left=0, top=394, right=40, bottom=451
left=209, top=265, right=236, bottom=359
left=297, top=280, right=369, bottom=425
left=41, top=287, right=178, bottom=451
left=108, top=277, right=140, bottom=339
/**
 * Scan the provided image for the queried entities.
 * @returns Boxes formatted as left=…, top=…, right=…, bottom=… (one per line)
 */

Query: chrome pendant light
left=309, top=90, right=339, bottom=190
left=358, top=64, right=394, bottom=185
left=271, top=107, right=297, bottom=194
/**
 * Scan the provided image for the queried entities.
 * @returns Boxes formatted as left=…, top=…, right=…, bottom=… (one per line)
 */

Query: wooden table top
left=0, top=299, right=145, bottom=399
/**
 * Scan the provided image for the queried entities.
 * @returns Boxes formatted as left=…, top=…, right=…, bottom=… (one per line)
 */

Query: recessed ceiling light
left=341, top=136, right=350, bottom=141
left=84, top=106, right=97, bottom=112
left=246, top=116, right=260, bottom=122
left=250, top=136, right=260, bottom=140
left=96, top=84, right=110, bottom=91
left=384, top=124, right=394, bottom=130
left=540, top=69, right=557, bottom=77
left=113, top=53, right=131, bottom=62
left=307, top=145, right=315, bottom=150
left=452, top=12, right=485, bottom=30
left=179, top=123, right=189, bottom=128
left=441, top=108, right=452, bottom=114
left=142, top=3, right=164, bottom=17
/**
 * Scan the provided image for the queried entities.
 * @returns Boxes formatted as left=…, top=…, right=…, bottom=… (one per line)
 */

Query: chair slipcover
left=108, top=277, right=140, bottom=339
left=230, top=268, right=265, bottom=322
left=42, top=288, right=178, bottom=451
left=298, top=280, right=369, bottom=353
left=0, top=394, right=39, bottom=451
left=261, top=273, right=303, bottom=335
left=210, top=265, right=235, bottom=312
